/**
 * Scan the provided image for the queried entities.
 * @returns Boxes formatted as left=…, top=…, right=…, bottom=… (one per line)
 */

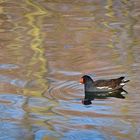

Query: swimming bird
left=80, top=75, right=129, bottom=105
left=80, top=75, right=129, bottom=93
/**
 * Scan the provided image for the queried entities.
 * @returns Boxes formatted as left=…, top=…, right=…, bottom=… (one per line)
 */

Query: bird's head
left=80, top=75, right=94, bottom=84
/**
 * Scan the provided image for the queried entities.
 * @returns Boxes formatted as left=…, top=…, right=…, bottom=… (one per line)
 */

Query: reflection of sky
left=0, top=121, right=32, bottom=140
left=34, top=129, right=60, bottom=140
left=0, top=64, right=19, bottom=70
left=58, top=100, right=113, bottom=115
left=28, top=97, right=50, bottom=108
left=0, top=94, right=25, bottom=119
left=61, top=119, right=132, bottom=140
left=62, top=130, right=106, bottom=140
left=69, top=116, right=131, bottom=129
left=0, top=75, right=27, bottom=88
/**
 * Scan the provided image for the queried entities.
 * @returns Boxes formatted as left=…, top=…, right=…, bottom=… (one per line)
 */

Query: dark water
left=0, top=0, right=140, bottom=140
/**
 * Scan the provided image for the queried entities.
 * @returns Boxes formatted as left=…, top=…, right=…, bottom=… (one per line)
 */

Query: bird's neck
left=84, top=80, right=94, bottom=91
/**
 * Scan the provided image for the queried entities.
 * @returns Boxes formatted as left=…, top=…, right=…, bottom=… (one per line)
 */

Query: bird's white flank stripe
left=120, top=83, right=125, bottom=86
left=97, top=86, right=112, bottom=90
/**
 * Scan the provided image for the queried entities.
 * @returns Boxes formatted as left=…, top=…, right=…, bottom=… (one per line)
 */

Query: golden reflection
left=104, top=0, right=116, bottom=49
left=104, top=0, right=135, bottom=121
left=42, top=136, right=59, bottom=140
left=21, top=0, right=53, bottom=128
left=24, top=0, right=51, bottom=96
left=113, top=0, right=137, bottom=116
left=105, top=0, right=114, bottom=18
left=119, top=1, right=135, bottom=71
left=0, top=7, right=3, bottom=14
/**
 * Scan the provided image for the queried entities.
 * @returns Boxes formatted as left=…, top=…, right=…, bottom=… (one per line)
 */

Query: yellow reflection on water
left=23, top=0, right=52, bottom=96
left=19, top=0, right=54, bottom=129
left=0, top=7, right=3, bottom=14
left=105, top=0, right=114, bottom=18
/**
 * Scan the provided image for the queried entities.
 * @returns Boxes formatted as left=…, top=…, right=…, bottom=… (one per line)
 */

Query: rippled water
left=0, top=0, right=140, bottom=140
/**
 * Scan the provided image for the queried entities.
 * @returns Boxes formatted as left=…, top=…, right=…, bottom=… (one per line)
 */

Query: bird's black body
left=82, top=75, right=129, bottom=93
left=81, top=75, right=129, bottom=105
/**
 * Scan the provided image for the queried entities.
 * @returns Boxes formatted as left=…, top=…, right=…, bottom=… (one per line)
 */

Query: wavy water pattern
left=0, top=0, right=140, bottom=140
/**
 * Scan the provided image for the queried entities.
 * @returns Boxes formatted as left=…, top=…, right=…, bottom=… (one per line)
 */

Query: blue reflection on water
left=62, top=130, right=106, bottom=140
left=69, top=116, right=131, bottom=129
left=59, top=100, right=112, bottom=114
left=0, top=121, right=32, bottom=140
left=34, top=129, right=60, bottom=140
left=0, top=64, right=19, bottom=70
left=0, top=75, right=27, bottom=88
left=28, top=97, right=50, bottom=108
left=0, top=94, right=25, bottom=119
left=69, top=117, right=112, bottom=126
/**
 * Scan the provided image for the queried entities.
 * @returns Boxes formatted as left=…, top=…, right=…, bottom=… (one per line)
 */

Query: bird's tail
left=123, top=80, right=130, bottom=83
left=119, top=76, right=130, bottom=83
left=119, top=77, right=130, bottom=87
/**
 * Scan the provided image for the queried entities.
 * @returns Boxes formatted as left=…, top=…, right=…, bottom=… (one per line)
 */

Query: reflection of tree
left=116, top=1, right=137, bottom=74
left=105, top=0, right=137, bottom=74
left=106, top=1, right=139, bottom=134
left=24, top=0, right=51, bottom=94
left=22, top=0, right=52, bottom=133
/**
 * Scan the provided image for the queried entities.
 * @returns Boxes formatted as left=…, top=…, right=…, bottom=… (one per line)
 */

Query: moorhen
left=80, top=75, right=129, bottom=105
left=80, top=75, right=129, bottom=93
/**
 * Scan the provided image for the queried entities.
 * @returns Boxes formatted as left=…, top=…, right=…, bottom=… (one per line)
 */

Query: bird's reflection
left=82, top=88, right=128, bottom=105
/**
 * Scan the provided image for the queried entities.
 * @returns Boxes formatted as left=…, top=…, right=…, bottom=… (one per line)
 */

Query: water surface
left=0, top=0, right=140, bottom=140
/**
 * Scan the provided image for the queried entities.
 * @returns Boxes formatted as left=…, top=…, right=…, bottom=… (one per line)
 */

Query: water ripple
left=0, top=75, right=27, bottom=88
left=47, top=80, right=82, bottom=100
left=0, top=0, right=140, bottom=139
left=0, top=121, right=33, bottom=140
left=62, top=130, right=106, bottom=140
left=0, top=93, right=25, bottom=119
left=0, top=64, right=19, bottom=70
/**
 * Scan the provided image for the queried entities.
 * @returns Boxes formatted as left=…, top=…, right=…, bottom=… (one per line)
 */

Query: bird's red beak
left=80, top=77, right=84, bottom=84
